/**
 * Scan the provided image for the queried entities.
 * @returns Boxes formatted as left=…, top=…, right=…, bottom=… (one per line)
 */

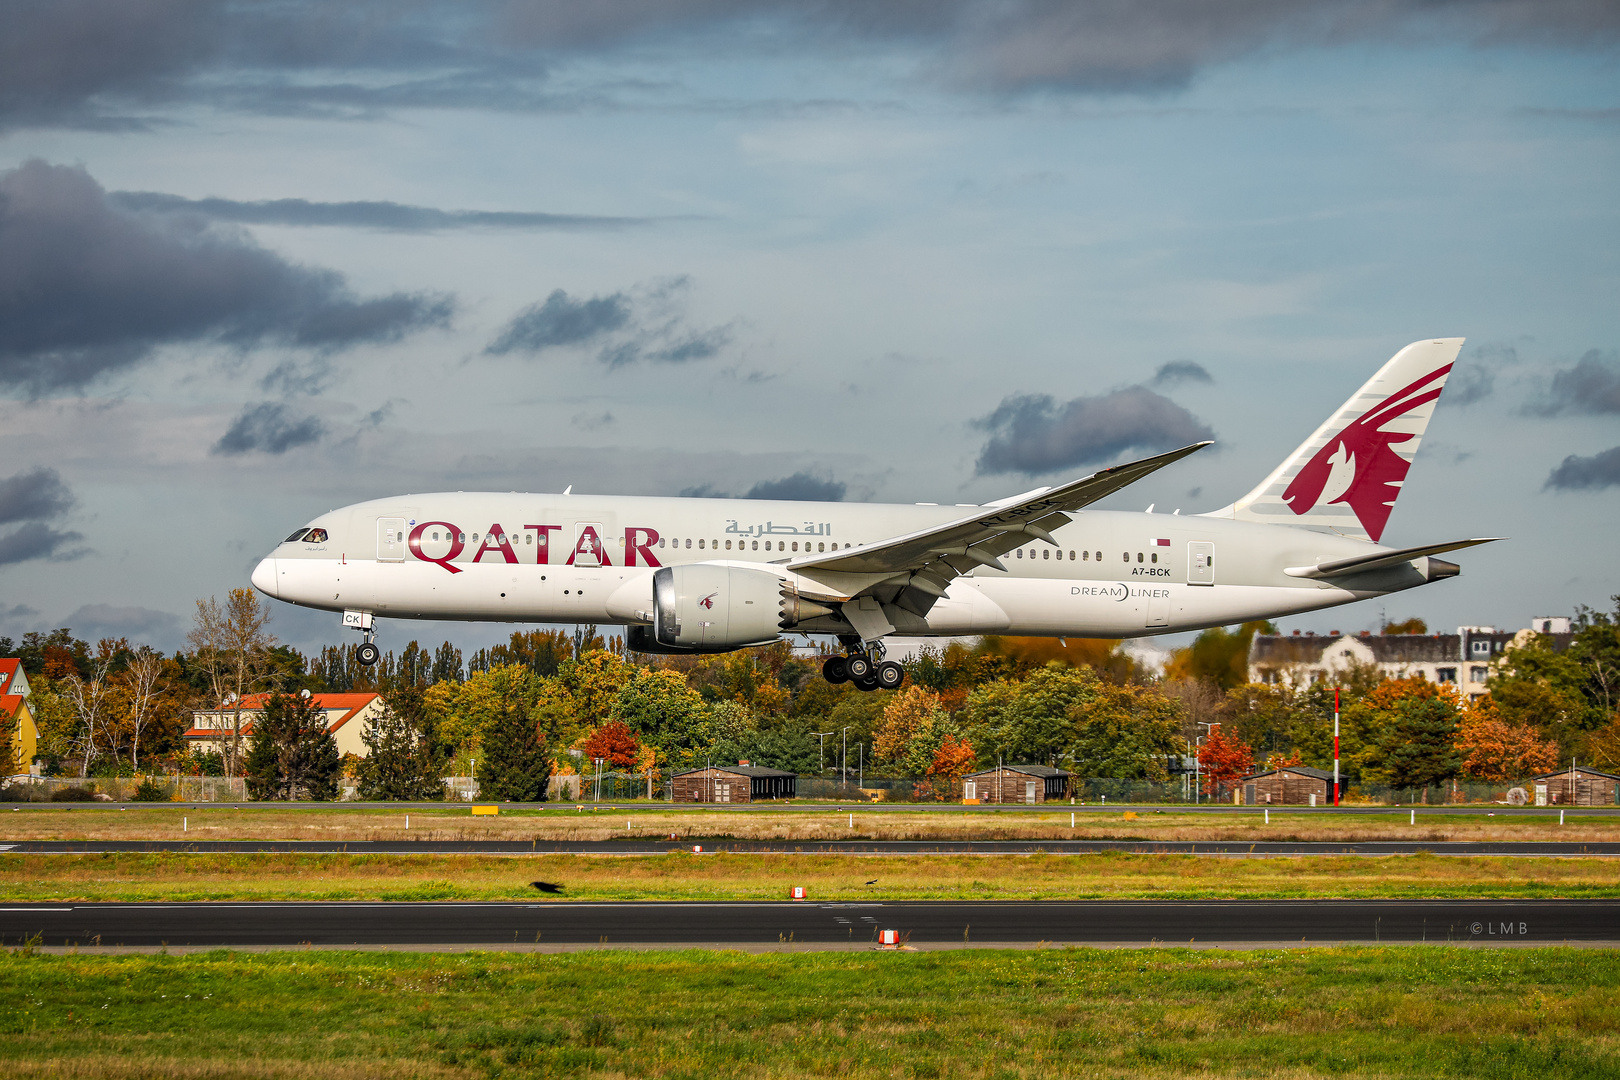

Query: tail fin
left=1207, top=338, right=1464, bottom=542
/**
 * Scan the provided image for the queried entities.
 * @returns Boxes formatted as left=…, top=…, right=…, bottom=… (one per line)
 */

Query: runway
left=2, top=900, right=1613, bottom=948
left=5, top=839, right=1619, bottom=856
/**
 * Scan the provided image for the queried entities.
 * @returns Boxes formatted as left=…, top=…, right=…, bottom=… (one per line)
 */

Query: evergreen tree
left=244, top=693, right=341, bottom=800
left=357, top=686, right=446, bottom=800
left=431, top=642, right=464, bottom=684
left=475, top=690, right=551, bottom=801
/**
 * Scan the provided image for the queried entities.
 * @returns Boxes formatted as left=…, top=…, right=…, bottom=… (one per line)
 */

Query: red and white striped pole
left=1333, top=686, right=1341, bottom=807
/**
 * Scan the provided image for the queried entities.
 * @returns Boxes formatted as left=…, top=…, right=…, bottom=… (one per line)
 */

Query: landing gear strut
left=345, top=609, right=379, bottom=666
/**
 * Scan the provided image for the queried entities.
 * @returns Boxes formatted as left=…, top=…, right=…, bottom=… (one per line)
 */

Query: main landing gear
left=355, top=640, right=380, bottom=667
left=823, top=640, right=904, bottom=692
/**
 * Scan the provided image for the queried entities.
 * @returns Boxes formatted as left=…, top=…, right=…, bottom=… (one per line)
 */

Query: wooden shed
left=1527, top=767, right=1620, bottom=806
left=1240, top=766, right=1334, bottom=806
left=962, top=765, right=1070, bottom=804
left=671, top=765, right=796, bottom=803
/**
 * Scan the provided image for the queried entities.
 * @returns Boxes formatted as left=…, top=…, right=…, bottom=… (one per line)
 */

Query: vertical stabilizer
left=1206, top=338, right=1464, bottom=542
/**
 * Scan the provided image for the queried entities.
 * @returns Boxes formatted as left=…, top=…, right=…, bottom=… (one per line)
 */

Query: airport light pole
left=1195, top=722, right=1219, bottom=805
left=841, top=726, right=853, bottom=788
left=812, top=732, right=832, bottom=773
left=1333, top=687, right=1341, bottom=806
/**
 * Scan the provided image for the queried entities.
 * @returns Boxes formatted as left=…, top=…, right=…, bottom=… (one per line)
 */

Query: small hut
left=671, top=765, right=796, bottom=803
left=1526, top=767, right=1620, bottom=806
left=1239, top=766, right=1334, bottom=806
left=961, top=765, right=1070, bottom=804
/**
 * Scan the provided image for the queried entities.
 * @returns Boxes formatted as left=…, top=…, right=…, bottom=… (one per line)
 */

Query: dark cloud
left=1526, top=349, right=1620, bottom=416
left=677, top=472, right=846, bottom=501
left=744, top=473, right=847, bottom=502
left=1149, top=360, right=1212, bottom=388
left=0, top=160, right=452, bottom=394
left=61, top=604, right=184, bottom=650
left=1446, top=361, right=1495, bottom=406
left=0, top=467, right=75, bottom=526
left=6, top=1, right=1617, bottom=128
left=108, top=191, right=647, bottom=232
left=212, top=402, right=326, bottom=455
left=486, top=290, right=633, bottom=354
left=486, top=279, right=731, bottom=367
left=975, top=385, right=1214, bottom=475
left=0, top=521, right=87, bottom=565
left=1545, top=445, right=1620, bottom=491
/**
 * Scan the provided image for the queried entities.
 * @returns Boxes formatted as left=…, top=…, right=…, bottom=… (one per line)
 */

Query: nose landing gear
left=344, top=609, right=380, bottom=666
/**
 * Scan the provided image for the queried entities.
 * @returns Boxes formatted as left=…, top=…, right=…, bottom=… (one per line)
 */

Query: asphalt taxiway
left=2, top=900, right=1613, bottom=948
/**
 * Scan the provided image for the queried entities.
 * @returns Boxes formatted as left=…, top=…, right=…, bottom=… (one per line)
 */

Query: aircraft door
left=377, top=517, right=406, bottom=562
left=573, top=522, right=604, bottom=567
left=1188, top=542, right=1214, bottom=586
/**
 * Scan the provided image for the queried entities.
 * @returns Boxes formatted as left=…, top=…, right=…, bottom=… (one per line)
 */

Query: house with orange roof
left=185, top=692, right=385, bottom=760
left=0, top=658, right=40, bottom=775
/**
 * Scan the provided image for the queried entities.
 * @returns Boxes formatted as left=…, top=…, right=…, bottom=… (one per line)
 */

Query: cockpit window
left=284, top=529, right=309, bottom=543
left=303, top=528, right=328, bottom=544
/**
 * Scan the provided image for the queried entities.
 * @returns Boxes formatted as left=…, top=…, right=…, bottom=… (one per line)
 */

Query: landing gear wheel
left=853, top=676, right=881, bottom=692
left=355, top=641, right=380, bottom=666
left=822, top=656, right=850, bottom=685
left=845, top=653, right=873, bottom=681
left=875, top=660, right=905, bottom=690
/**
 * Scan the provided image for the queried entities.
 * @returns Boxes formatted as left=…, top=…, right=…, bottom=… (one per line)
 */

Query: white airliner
left=252, top=338, right=1499, bottom=690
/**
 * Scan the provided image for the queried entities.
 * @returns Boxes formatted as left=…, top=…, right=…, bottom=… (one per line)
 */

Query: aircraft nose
left=251, top=557, right=279, bottom=599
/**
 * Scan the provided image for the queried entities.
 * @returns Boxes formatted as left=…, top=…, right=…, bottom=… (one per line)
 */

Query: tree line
left=5, top=588, right=1617, bottom=802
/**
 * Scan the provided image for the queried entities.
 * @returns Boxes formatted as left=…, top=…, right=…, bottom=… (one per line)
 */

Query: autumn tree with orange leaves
left=1196, top=727, right=1254, bottom=798
left=582, top=720, right=641, bottom=770
left=1455, top=695, right=1558, bottom=781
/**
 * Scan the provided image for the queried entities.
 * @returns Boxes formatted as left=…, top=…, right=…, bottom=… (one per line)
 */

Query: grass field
left=4, top=805, right=1616, bottom=844
left=2, top=946, right=1617, bottom=1078
left=4, top=851, right=1619, bottom=902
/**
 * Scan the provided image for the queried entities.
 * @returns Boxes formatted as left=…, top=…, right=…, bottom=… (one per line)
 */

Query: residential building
left=0, top=659, right=39, bottom=775
left=185, top=692, right=384, bottom=760
left=1248, top=618, right=1576, bottom=700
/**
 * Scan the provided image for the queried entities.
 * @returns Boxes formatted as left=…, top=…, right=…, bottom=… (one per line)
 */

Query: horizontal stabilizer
left=1284, top=537, right=1503, bottom=579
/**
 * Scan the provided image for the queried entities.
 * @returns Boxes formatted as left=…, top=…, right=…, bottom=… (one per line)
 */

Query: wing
left=784, top=441, right=1211, bottom=612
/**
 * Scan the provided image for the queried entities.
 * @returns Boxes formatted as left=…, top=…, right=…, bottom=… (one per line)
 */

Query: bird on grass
left=866, top=879, right=878, bottom=885
left=531, top=881, right=564, bottom=894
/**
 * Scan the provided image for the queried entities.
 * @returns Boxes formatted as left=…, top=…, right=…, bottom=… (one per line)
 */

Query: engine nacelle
left=652, top=564, right=786, bottom=651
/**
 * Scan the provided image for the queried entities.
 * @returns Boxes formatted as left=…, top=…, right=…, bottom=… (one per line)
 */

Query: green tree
left=1068, top=683, right=1185, bottom=781
left=1166, top=621, right=1275, bottom=689
left=245, top=693, right=341, bottom=801
left=1351, top=678, right=1463, bottom=795
left=475, top=689, right=551, bottom=802
left=357, top=686, right=447, bottom=801
left=964, top=665, right=1103, bottom=762
left=611, top=668, right=713, bottom=768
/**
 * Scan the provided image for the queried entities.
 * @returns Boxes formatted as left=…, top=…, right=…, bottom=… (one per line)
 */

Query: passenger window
left=1122, top=552, right=1129, bottom=562
left=1095, top=551, right=1102, bottom=561
left=699, top=539, right=705, bottom=549
left=526, top=534, right=532, bottom=544
left=685, top=539, right=692, bottom=549
left=1017, top=549, right=1024, bottom=559
left=1043, top=549, right=1050, bottom=559
left=304, top=528, right=328, bottom=544
left=792, top=542, right=799, bottom=552
left=725, top=540, right=732, bottom=550
left=1137, top=552, right=1143, bottom=563
left=658, top=538, right=665, bottom=548
left=1151, top=552, right=1157, bottom=563
left=472, top=534, right=479, bottom=542
left=752, top=541, right=758, bottom=550
left=1082, top=550, right=1088, bottom=560
left=284, top=528, right=309, bottom=543
left=764, top=541, right=771, bottom=551
left=458, top=533, right=466, bottom=543
left=1069, top=551, right=1076, bottom=560
left=818, top=542, right=825, bottom=552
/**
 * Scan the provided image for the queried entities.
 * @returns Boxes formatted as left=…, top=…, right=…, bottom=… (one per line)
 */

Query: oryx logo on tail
left=1282, top=363, right=1451, bottom=541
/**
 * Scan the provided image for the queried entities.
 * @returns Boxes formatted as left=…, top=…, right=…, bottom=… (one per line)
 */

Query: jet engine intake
left=652, top=565, right=787, bottom=651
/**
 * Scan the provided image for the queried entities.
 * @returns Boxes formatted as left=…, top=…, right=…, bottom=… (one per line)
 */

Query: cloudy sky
left=1, top=0, right=1617, bottom=656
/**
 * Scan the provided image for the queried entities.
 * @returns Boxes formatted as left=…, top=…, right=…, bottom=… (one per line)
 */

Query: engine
left=637, top=565, right=834, bottom=653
